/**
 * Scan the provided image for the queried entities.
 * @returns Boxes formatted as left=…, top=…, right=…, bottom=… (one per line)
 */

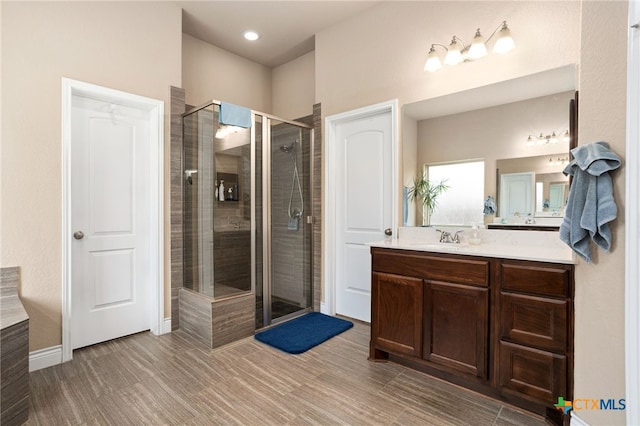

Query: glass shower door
left=266, top=118, right=313, bottom=325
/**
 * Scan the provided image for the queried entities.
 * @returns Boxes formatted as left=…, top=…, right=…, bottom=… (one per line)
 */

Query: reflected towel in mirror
left=483, top=195, right=496, bottom=215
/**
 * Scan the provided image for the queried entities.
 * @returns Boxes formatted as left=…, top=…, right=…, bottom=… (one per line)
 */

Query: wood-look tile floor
left=27, top=320, right=548, bottom=425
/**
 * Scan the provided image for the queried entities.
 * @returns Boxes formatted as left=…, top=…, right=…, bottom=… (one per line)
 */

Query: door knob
left=384, top=228, right=393, bottom=236
left=73, top=231, right=84, bottom=240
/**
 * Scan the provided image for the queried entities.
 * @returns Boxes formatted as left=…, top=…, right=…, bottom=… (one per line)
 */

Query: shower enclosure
left=182, top=102, right=313, bottom=330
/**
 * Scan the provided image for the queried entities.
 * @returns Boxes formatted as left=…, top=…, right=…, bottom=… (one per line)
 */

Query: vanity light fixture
left=548, top=157, right=570, bottom=166
left=424, top=21, right=514, bottom=72
left=526, top=130, right=570, bottom=146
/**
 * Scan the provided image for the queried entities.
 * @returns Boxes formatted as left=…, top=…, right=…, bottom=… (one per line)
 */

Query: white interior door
left=70, top=94, right=152, bottom=350
left=499, top=172, right=534, bottom=217
left=333, top=108, right=394, bottom=322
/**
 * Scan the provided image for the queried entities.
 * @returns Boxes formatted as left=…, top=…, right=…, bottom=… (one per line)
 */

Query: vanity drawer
left=500, top=292, right=567, bottom=353
left=371, top=248, right=489, bottom=287
left=498, top=341, right=566, bottom=404
left=501, top=261, right=571, bottom=298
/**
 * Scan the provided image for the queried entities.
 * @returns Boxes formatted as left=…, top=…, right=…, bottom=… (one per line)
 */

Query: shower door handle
left=73, top=231, right=85, bottom=240
left=384, top=228, right=392, bottom=236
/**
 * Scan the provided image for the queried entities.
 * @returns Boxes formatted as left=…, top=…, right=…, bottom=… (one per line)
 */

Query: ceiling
left=179, top=1, right=381, bottom=68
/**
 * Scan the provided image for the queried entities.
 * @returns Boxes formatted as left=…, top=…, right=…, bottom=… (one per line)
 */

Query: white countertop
left=369, top=239, right=576, bottom=264
left=369, top=227, right=577, bottom=264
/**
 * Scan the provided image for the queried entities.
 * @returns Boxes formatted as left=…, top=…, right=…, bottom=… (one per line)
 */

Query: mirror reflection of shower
left=280, top=139, right=304, bottom=231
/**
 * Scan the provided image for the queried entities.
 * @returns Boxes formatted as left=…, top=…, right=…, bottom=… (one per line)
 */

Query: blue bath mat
left=254, top=312, right=353, bottom=354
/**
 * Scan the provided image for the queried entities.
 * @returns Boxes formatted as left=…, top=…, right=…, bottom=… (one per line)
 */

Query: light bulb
left=444, top=37, right=463, bottom=65
left=493, top=22, right=515, bottom=54
left=468, top=29, right=487, bottom=59
left=549, top=131, right=558, bottom=144
left=526, top=135, right=535, bottom=146
left=561, top=130, right=571, bottom=143
left=424, top=46, right=442, bottom=72
left=243, top=31, right=260, bottom=41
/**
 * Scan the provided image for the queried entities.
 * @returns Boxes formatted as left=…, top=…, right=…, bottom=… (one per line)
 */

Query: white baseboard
left=162, top=317, right=172, bottom=334
left=320, top=302, right=329, bottom=315
left=30, top=320, right=171, bottom=372
left=29, top=345, right=62, bottom=372
left=571, top=412, right=590, bottom=426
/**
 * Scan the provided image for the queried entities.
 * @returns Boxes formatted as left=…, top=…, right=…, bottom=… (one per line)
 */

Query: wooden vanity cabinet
left=370, top=247, right=574, bottom=423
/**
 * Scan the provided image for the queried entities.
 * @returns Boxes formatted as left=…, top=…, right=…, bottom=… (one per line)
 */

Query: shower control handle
left=73, top=231, right=85, bottom=240
left=384, top=228, right=393, bottom=236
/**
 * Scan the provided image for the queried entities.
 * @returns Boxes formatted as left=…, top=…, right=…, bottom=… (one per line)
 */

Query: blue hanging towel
left=559, top=141, right=621, bottom=262
left=219, top=102, right=252, bottom=128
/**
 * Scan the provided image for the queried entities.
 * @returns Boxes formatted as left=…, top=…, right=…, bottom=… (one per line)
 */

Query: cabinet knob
left=384, top=228, right=393, bottom=236
left=73, top=231, right=84, bottom=240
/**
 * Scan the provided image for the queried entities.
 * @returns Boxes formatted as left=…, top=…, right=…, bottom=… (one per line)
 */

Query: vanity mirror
left=496, top=155, right=570, bottom=219
left=402, top=65, right=577, bottom=228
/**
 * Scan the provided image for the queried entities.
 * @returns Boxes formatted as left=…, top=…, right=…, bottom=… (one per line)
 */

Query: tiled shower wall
left=170, top=87, right=185, bottom=330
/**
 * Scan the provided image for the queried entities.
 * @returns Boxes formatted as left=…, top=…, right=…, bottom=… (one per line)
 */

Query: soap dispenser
left=218, top=180, right=225, bottom=202
left=469, top=224, right=481, bottom=245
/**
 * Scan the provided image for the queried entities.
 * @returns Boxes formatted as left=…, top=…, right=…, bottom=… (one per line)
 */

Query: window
left=426, top=160, right=485, bottom=226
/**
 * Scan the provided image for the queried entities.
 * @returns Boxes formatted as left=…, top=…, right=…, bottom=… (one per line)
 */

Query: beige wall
left=414, top=91, right=574, bottom=223
left=315, top=1, right=580, bottom=117
left=316, top=1, right=628, bottom=424
left=574, top=1, right=628, bottom=425
left=0, top=4, right=631, bottom=418
left=182, top=34, right=272, bottom=111
left=0, top=2, right=182, bottom=351
left=272, top=51, right=315, bottom=119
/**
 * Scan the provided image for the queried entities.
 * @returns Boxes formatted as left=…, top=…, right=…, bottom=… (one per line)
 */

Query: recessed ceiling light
left=243, top=31, right=260, bottom=41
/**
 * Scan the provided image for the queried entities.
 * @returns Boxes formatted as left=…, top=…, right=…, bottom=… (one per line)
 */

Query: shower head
left=280, top=140, right=298, bottom=154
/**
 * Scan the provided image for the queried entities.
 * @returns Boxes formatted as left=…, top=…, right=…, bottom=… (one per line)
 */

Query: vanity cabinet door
left=500, top=292, right=567, bottom=352
left=371, top=272, right=423, bottom=357
left=423, top=280, right=489, bottom=378
left=498, top=341, right=567, bottom=404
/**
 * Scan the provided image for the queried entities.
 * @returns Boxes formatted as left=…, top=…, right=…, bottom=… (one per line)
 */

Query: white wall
left=272, top=51, right=315, bottom=120
left=182, top=34, right=272, bottom=111
left=0, top=2, right=182, bottom=351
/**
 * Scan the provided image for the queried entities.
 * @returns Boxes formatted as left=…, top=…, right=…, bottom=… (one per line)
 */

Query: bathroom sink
left=406, top=242, right=469, bottom=252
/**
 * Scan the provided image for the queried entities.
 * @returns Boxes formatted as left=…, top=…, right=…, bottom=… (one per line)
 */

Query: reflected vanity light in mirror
left=548, top=157, right=569, bottom=166
left=526, top=130, right=570, bottom=146
left=424, top=21, right=514, bottom=72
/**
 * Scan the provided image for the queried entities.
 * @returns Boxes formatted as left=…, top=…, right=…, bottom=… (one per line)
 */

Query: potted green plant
left=407, top=174, right=449, bottom=226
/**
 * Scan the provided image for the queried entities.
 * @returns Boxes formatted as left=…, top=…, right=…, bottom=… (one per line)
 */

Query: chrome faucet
left=436, top=229, right=464, bottom=244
